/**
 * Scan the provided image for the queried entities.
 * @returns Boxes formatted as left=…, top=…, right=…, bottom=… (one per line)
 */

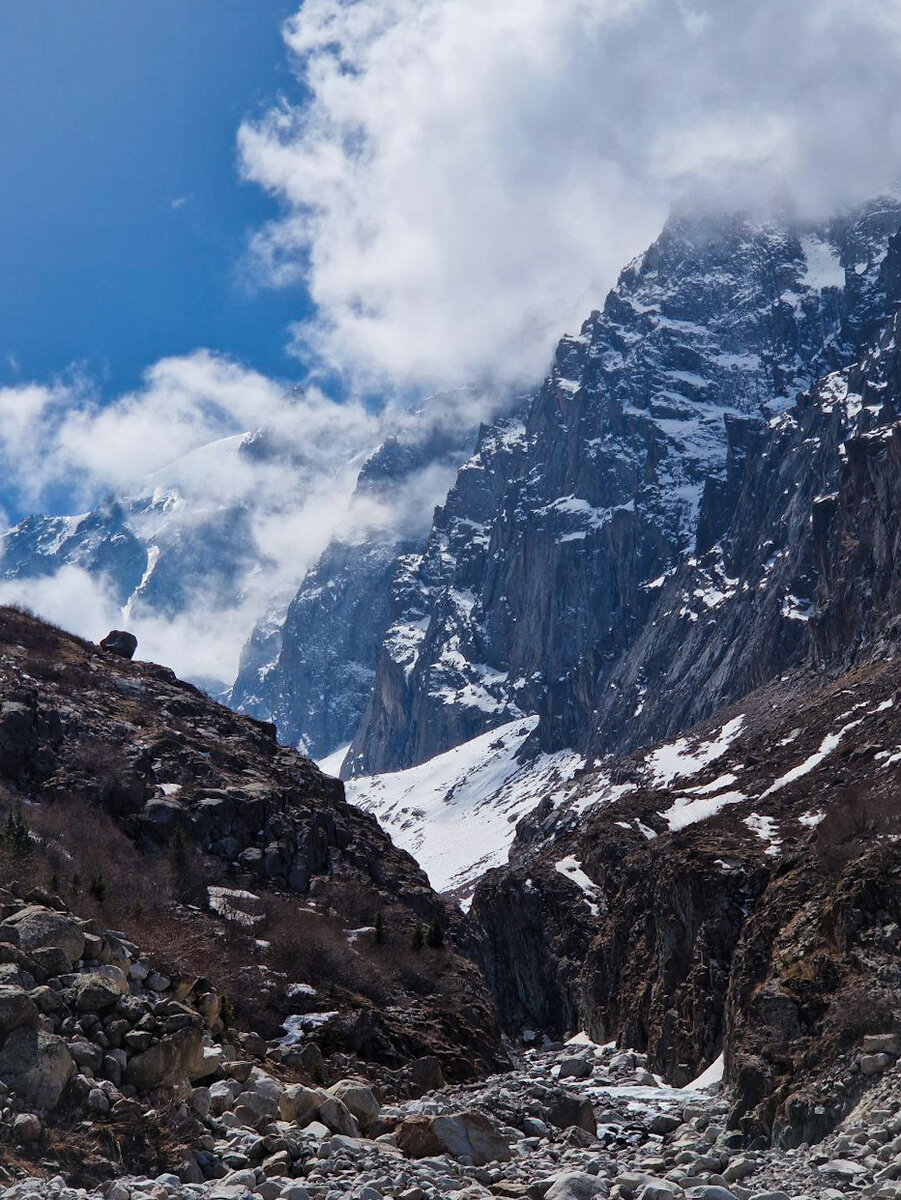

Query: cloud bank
left=240, top=0, right=901, bottom=394
left=0, top=353, right=489, bottom=684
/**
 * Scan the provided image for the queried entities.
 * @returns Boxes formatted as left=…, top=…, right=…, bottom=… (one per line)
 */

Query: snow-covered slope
left=337, top=717, right=582, bottom=900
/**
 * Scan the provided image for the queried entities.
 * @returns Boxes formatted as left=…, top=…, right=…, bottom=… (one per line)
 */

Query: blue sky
left=0, top=0, right=304, bottom=396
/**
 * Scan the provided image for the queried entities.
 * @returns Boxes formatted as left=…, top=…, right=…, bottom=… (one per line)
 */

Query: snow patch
left=648, top=716, right=745, bottom=786
left=554, top=856, right=603, bottom=917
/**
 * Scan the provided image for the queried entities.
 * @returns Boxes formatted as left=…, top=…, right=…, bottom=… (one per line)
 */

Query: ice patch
left=744, top=813, right=781, bottom=855
left=661, top=790, right=746, bottom=833
left=317, top=743, right=351, bottom=777
left=681, top=1052, right=724, bottom=1092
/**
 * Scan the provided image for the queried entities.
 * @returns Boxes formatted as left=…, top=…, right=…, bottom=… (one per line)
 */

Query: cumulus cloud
left=240, top=0, right=901, bottom=393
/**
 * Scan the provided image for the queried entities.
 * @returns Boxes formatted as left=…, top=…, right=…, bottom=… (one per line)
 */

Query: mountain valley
left=1, top=197, right=901, bottom=1199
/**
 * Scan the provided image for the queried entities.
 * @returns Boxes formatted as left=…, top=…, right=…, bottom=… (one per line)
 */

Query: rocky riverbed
left=3, top=1038, right=900, bottom=1200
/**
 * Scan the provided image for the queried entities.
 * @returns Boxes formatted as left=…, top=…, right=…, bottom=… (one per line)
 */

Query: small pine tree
left=374, top=910, right=385, bottom=945
left=128, top=898, right=145, bottom=922
left=88, top=874, right=106, bottom=903
left=426, top=917, right=444, bottom=950
left=3, top=807, right=32, bottom=859
left=411, top=923, right=425, bottom=952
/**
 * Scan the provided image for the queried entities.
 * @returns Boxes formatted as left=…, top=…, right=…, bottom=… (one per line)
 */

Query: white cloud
left=240, top=0, right=901, bottom=394
left=0, top=354, right=490, bottom=685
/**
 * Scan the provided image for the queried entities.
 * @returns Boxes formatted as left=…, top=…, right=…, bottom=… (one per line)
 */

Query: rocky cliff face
left=464, top=222, right=901, bottom=1145
left=231, top=409, right=482, bottom=758
left=347, top=201, right=901, bottom=775
left=471, top=653, right=901, bottom=1146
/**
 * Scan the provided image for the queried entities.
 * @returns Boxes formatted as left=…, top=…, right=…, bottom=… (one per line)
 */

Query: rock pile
left=0, top=886, right=224, bottom=1139
left=4, top=1037, right=901, bottom=1199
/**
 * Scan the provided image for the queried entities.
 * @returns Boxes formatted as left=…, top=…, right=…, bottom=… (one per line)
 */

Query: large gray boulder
left=326, top=1079, right=380, bottom=1130
left=397, top=1109, right=512, bottom=1165
left=0, top=1026, right=74, bottom=1109
left=3, top=906, right=85, bottom=966
left=317, top=1094, right=360, bottom=1137
left=545, top=1174, right=609, bottom=1199
left=279, top=1083, right=323, bottom=1126
left=126, top=1027, right=205, bottom=1091
left=100, top=629, right=138, bottom=659
left=0, top=986, right=39, bottom=1038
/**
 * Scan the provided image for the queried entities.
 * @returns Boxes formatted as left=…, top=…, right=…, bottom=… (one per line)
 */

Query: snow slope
left=336, top=717, right=583, bottom=899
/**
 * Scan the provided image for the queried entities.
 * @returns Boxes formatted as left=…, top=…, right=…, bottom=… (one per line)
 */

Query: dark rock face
left=349, top=202, right=901, bottom=775
left=463, top=229, right=901, bottom=1129
left=471, top=648, right=901, bottom=1145
left=0, top=605, right=509, bottom=1083
left=232, top=537, right=417, bottom=758
left=100, top=629, right=138, bottom=659
left=231, top=406, right=483, bottom=758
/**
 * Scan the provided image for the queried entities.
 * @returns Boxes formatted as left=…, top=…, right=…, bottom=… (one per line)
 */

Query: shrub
left=425, top=917, right=444, bottom=950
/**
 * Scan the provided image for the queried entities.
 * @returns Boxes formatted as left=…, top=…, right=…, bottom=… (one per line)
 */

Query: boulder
left=318, top=1094, right=360, bottom=1137
left=327, top=1079, right=380, bottom=1130
left=70, top=973, right=123, bottom=1012
left=3, top=906, right=85, bottom=965
left=126, top=1027, right=205, bottom=1090
left=545, top=1174, right=608, bottom=1200
left=558, top=1055, right=593, bottom=1080
left=0, top=1026, right=74, bottom=1109
left=99, top=630, right=138, bottom=660
left=397, top=1109, right=512, bottom=1165
left=862, top=1033, right=901, bottom=1055
left=0, top=986, right=39, bottom=1038
left=544, top=1089, right=597, bottom=1134
left=405, top=1054, right=444, bottom=1096
left=279, top=1083, right=322, bottom=1126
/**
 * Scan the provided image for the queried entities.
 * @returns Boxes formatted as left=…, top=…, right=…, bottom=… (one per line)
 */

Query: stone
left=684, top=1190, right=741, bottom=1200
left=100, top=629, right=138, bottom=659
left=125, top=1027, right=205, bottom=1090
left=0, top=1026, right=74, bottom=1109
left=190, top=1086, right=211, bottom=1120
left=262, top=1150, right=292, bottom=1175
left=818, top=1159, right=868, bottom=1179
left=406, top=1055, right=444, bottom=1096
left=317, top=1094, right=360, bottom=1137
left=558, top=1056, right=593, bottom=1080
left=637, top=1183, right=684, bottom=1199
left=71, top=973, right=123, bottom=1012
left=862, top=1053, right=893, bottom=1075
left=650, top=1114, right=682, bottom=1135
left=722, top=1158, right=755, bottom=1183
left=544, top=1173, right=608, bottom=1199
left=2, top=906, right=85, bottom=965
left=397, top=1110, right=512, bottom=1165
left=544, top=1090, right=597, bottom=1135
left=0, top=985, right=39, bottom=1037
left=12, top=1111, right=41, bottom=1142
left=280, top=1083, right=323, bottom=1126
left=327, top=1079, right=380, bottom=1129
